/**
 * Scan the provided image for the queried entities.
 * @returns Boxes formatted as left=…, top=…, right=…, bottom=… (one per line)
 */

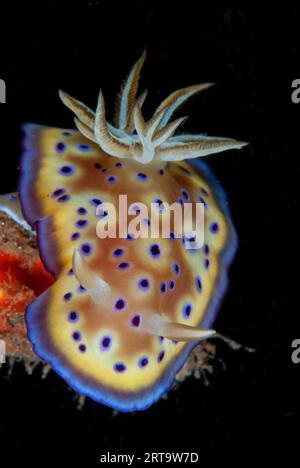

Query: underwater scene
left=0, top=0, right=298, bottom=464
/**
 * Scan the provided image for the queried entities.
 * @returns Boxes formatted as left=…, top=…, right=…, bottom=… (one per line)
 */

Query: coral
left=0, top=211, right=53, bottom=371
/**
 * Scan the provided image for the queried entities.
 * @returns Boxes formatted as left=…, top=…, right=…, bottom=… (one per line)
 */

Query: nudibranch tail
left=59, top=51, right=248, bottom=164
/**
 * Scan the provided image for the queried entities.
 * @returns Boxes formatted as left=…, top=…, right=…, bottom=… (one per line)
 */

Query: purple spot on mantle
left=210, top=222, right=219, bottom=234
left=71, top=232, right=80, bottom=241
left=114, top=362, right=126, bottom=372
left=195, top=276, right=202, bottom=293
left=56, top=142, right=66, bottom=152
left=78, top=344, right=86, bottom=352
left=80, top=243, right=92, bottom=256
left=64, top=292, right=72, bottom=301
left=138, top=357, right=149, bottom=368
left=101, top=336, right=112, bottom=350
left=107, top=175, right=117, bottom=184
left=59, top=165, right=75, bottom=176
left=57, top=194, right=70, bottom=202
left=131, top=315, right=141, bottom=327
left=114, top=298, right=126, bottom=311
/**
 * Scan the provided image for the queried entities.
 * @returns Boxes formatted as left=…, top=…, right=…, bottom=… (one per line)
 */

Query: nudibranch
left=19, top=52, right=247, bottom=411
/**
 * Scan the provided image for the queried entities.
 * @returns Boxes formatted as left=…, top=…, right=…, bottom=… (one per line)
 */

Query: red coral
left=0, top=211, right=53, bottom=360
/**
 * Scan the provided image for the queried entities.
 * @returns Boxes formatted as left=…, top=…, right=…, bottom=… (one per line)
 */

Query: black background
left=0, top=0, right=298, bottom=464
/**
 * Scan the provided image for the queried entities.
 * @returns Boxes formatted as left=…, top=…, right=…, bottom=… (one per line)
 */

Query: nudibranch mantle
left=19, top=52, right=246, bottom=411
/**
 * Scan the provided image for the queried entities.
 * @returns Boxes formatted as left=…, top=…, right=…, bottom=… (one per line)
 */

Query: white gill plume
left=59, top=51, right=248, bottom=164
